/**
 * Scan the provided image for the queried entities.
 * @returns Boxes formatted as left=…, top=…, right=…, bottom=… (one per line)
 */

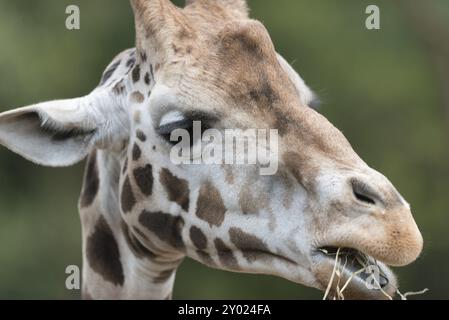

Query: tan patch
left=196, top=181, right=227, bottom=227
left=130, top=91, right=145, bottom=104
left=238, top=181, right=269, bottom=215
left=238, top=185, right=258, bottom=215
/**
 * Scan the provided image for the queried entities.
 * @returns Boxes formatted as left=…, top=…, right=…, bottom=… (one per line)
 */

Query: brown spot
left=155, top=63, right=161, bottom=72
left=153, top=269, right=175, bottom=284
left=126, top=57, right=136, bottom=68
left=238, top=186, right=259, bottom=215
left=197, top=250, right=214, bottom=266
left=139, top=210, right=185, bottom=250
left=132, top=144, right=142, bottom=161
left=177, top=27, right=191, bottom=40
left=130, top=91, right=144, bottom=104
left=80, top=150, right=99, bottom=208
left=136, top=130, right=147, bottom=142
left=133, top=164, right=153, bottom=196
left=159, top=168, right=190, bottom=212
left=140, top=52, right=147, bottom=62
left=214, top=238, right=238, bottom=270
left=121, top=220, right=156, bottom=259
left=86, top=216, right=124, bottom=286
left=190, top=226, right=207, bottom=250
left=196, top=181, right=226, bottom=227
left=144, top=72, right=151, bottom=85
left=100, top=60, right=121, bottom=86
left=132, top=65, right=141, bottom=83
left=121, top=177, right=136, bottom=213
left=229, top=227, right=270, bottom=263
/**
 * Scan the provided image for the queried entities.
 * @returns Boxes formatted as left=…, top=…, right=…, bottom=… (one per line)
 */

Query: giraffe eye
left=156, top=111, right=216, bottom=146
left=157, top=119, right=193, bottom=145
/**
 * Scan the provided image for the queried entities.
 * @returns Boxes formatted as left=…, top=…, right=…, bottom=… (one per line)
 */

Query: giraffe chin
left=311, top=247, right=398, bottom=300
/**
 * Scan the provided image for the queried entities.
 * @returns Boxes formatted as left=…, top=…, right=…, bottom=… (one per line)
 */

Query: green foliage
left=0, top=0, right=447, bottom=299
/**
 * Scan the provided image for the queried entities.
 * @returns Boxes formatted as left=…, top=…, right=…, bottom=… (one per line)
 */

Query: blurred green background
left=0, top=0, right=448, bottom=299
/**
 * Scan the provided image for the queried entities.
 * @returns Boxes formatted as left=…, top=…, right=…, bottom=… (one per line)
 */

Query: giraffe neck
left=79, top=149, right=183, bottom=300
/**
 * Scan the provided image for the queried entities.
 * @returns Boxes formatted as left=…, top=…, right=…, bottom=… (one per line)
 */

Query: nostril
left=351, top=179, right=377, bottom=205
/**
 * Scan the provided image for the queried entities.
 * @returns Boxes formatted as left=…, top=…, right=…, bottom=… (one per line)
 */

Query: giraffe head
left=0, top=0, right=422, bottom=299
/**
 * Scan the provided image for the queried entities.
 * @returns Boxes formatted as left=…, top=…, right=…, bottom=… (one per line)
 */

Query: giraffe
left=0, top=0, right=423, bottom=300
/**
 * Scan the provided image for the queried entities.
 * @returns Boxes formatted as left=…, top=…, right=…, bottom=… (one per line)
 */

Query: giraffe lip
left=314, top=246, right=390, bottom=288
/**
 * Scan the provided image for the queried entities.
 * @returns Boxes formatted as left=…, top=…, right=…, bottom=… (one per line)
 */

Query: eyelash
left=157, top=118, right=212, bottom=146
left=158, top=119, right=194, bottom=145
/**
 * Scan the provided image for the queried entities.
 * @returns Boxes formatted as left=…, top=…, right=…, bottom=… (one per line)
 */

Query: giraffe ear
left=0, top=91, right=129, bottom=167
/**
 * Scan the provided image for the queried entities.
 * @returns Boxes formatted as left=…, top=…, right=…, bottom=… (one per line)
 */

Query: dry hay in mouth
left=321, top=247, right=429, bottom=300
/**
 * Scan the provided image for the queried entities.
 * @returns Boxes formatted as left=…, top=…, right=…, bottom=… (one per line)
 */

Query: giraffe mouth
left=312, top=246, right=397, bottom=299
left=317, top=247, right=389, bottom=286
